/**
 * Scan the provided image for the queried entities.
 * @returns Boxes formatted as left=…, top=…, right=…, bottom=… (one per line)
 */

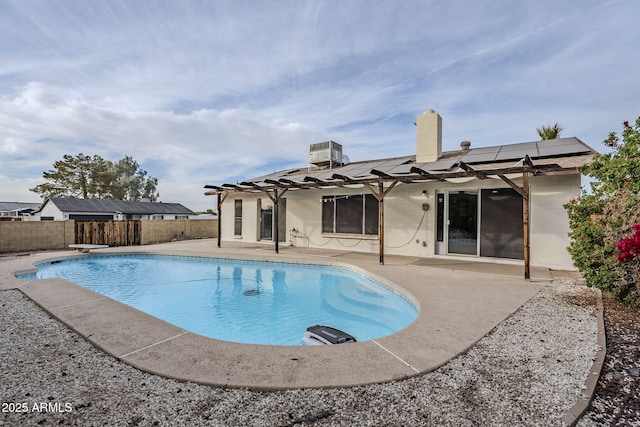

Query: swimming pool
left=32, top=255, right=418, bottom=346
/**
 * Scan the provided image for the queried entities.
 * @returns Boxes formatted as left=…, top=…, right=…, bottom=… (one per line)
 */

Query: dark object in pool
left=243, top=289, right=260, bottom=296
left=302, top=325, right=357, bottom=345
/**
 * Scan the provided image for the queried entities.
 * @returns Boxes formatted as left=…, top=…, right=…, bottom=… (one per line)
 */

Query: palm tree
left=536, top=123, right=564, bottom=140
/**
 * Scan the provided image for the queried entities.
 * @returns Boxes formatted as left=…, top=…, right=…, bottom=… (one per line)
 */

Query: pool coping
left=2, top=241, right=545, bottom=390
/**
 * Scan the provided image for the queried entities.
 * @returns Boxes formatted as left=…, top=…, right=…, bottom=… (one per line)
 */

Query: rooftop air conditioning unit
left=308, top=141, right=342, bottom=167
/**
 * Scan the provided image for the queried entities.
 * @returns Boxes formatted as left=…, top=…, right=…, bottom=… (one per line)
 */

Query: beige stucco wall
left=219, top=174, right=581, bottom=270
left=530, top=174, right=581, bottom=269
left=0, top=220, right=75, bottom=252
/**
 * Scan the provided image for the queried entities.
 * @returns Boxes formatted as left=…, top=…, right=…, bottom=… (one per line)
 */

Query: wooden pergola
left=204, top=154, right=582, bottom=280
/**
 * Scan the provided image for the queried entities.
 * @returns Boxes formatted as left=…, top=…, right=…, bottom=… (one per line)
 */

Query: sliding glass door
left=447, top=192, right=478, bottom=255
left=436, top=188, right=524, bottom=259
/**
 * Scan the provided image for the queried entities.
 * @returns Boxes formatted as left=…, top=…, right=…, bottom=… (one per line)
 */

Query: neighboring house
left=205, top=110, right=598, bottom=271
left=0, top=201, right=42, bottom=219
left=31, top=197, right=196, bottom=221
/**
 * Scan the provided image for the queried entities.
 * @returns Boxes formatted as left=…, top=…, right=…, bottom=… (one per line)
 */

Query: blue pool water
left=32, top=255, right=418, bottom=346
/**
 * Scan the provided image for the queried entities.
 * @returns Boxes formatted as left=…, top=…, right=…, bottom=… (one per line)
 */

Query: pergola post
left=273, top=188, right=280, bottom=254
left=216, top=192, right=229, bottom=248
left=498, top=172, right=531, bottom=280
left=378, top=183, right=385, bottom=264
left=523, top=171, right=530, bottom=280
left=259, top=187, right=288, bottom=254
left=364, top=179, right=398, bottom=265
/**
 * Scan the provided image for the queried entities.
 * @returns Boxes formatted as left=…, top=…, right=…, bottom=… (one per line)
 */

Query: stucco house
left=31, top=197, right=196, bottom=221
left=205, top=110, right=598, bottom=272
left=0, top=201, right=41, bottom=219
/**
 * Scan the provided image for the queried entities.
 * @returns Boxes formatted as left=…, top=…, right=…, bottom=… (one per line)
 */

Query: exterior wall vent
left=308, top=141, right=343, bottom=167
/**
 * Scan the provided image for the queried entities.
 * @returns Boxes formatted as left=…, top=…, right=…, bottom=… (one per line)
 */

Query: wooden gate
left=75, top=220, right=141, bottom=246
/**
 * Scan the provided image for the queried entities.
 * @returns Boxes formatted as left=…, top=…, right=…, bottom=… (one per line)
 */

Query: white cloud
left=0, top=82, right=329, bottom=209
left=0, top=0, right=638, bottom=211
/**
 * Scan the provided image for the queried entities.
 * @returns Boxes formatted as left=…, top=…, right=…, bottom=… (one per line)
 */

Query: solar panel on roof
left=537, top=137, right=592, bottom=157
left=494, top=142, right=539, bottom=161
left=459, top=137, right=593, bottom=164
left=499, top=141, right=538, bottom=151
left=459, top=147, right=501, bottom=163
left=375, top=164, right=415, bottom=175
left=420, top=158, right=461, bottom=170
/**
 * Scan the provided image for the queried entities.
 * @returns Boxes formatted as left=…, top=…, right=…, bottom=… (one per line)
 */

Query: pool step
left=337, top=285, right=408, bottom=318
left=321, top=286, right=401, bottom=330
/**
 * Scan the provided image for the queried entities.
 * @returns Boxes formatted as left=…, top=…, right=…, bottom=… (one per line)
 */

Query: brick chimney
left=416, top=110, right=442, bottom=163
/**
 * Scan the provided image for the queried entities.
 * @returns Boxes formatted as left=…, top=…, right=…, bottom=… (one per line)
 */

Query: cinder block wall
left=0, top=219, right=217, bottom=253
left=0, top=220, right=75, bottom=252
left=140, top=219, right=218, bottom=245
left=187, top=220, right=218, bottom=240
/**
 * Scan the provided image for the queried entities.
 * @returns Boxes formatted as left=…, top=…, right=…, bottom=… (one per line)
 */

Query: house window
left=152, top=215, right=163, bottom=220
left=322, top=194, right=378, bottom=235
left=234, top=199, right=242, bottom=236
left=176, top=215, right=188, bottom=220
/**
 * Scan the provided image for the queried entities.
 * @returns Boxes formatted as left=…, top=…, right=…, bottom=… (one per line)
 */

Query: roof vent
left=308, top=141, right=342, bottom=168
left=460, top=141, right=471, bottom=152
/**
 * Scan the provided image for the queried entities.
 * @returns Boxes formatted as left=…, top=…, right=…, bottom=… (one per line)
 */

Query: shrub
left=603, top=190, right=640, bottom=306
left=565, top=117, right=640, bottom=307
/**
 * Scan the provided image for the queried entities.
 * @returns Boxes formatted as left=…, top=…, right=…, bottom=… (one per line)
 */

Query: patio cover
left=204, top=137, right=597, bottom=278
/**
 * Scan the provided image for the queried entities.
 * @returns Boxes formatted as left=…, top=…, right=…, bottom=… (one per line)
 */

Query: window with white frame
left=322, top=194, right=378, bottom=235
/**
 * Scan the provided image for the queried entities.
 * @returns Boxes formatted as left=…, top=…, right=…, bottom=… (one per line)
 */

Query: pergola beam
left=498, top=175, right=528, bottom=199
left=409, top=166, right=446, bottom=181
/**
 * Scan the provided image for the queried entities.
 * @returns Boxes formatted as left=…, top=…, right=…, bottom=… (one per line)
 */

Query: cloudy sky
left=1, top=0, right=638, bottom=212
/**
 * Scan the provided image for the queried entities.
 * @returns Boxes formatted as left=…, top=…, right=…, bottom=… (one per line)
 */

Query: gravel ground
left=577, top=294, right=640, bottom=427
left=0, top=277, right=602, bottom=427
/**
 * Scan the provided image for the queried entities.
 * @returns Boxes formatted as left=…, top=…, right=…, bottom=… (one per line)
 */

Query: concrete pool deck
left=1, top=239, right=548, bottom=390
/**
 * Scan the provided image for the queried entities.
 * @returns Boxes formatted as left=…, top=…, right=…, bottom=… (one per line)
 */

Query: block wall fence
left=0, top=219, right=218, bottom=253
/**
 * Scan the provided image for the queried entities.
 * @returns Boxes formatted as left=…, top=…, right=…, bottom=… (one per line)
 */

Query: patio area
left=2, top=239, right=550, bottom=389
left=0, top=239, right=603, bottom=425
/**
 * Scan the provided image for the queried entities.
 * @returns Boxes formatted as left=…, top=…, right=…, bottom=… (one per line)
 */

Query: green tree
left=584, top=119, right=640, bottom=195
left=30, top=153, right=159, bottom=201
left=536, top=123, right=564, bottom=140
left=565, top=117, right=640, bottom=306
left=111, top=156, right=159, bottom=201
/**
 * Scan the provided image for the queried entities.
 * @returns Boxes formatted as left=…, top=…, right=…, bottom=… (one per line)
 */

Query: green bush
left=565, top=117, right=640, bottom=307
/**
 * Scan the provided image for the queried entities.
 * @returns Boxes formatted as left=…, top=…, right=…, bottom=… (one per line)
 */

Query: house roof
left=39, top=197, right=195, bottom=215
left=0, top=201, right=42, bottom=212
left=204, top=137, right=598, bottom=195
